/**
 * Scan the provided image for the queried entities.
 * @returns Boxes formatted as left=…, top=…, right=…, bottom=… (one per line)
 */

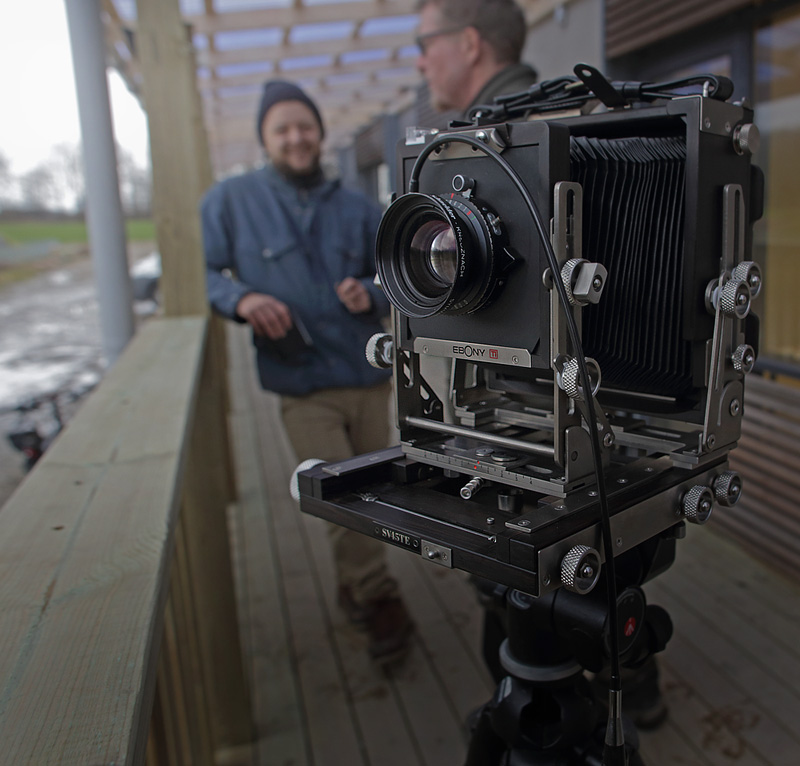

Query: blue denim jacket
left=201, top=166, right=391, bottom=395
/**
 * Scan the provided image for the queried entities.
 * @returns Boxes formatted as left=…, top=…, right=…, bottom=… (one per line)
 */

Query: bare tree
left=50, top=142, right=86, bottom=212
left=0, top=151, right=12, bottom=206
left=116, top=145, right=152, bottom=217
left=19, top=165, right=59, bottom=212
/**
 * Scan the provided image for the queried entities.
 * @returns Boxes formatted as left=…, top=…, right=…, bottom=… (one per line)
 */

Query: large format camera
left=297, top=67, right=763, bottom=763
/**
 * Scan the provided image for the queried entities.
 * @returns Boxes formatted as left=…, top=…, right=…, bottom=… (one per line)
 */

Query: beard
left=271, top=153, right=323, bottom=187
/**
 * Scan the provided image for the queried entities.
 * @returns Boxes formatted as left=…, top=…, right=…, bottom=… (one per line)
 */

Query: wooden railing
left=0, top=317, right=252, bottom=765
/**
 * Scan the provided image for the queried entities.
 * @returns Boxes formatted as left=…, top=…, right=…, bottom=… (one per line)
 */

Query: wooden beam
left=135, top=0, right=253, bottom=757
left=196, top=31, right=415, bottom=69
left=186, top=0, right=417, bottom=36
left=199, top=57, right=416, bottom=93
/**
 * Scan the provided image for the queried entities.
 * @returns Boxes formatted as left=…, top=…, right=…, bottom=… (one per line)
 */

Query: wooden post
left=135, top=0, right=253, bottom=758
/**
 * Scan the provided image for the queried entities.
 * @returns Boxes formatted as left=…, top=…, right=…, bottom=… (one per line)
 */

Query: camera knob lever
left=365, top=333, right=394, bottom=369
left=560, top=544, right=602, bottom=594
left=681, top=485, right=714, bottom=524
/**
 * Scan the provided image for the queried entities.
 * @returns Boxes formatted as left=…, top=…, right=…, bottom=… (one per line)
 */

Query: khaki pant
left=281, top=380, right=397, bottom=604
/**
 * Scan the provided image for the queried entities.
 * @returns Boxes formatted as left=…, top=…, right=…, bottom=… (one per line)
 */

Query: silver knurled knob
left=560, top=544, right=601, bottom=594
left=732, top=344, right=756, bottom=373
left=732, top=261, right=762, bottom=298
left=719, top=278, right=751, bottom=318
left=714, top=471, right=743, bottom=507
left=365, top=333, right=394, bottom=369
left=733, top=123, right=760, bottom=156
left=559, top=357, right=601, bottom=401
left=682, top=485, right=714, bottom=525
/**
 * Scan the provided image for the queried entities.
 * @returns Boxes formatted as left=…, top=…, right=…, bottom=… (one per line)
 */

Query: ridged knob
left=732, top=261, right=762, bottom=298
left=714, top=471, right=743, bottom=507
left=732, top=344, right=756, bottom=373
left=733, top=123, right=760, bottom=156
left=560, top=544, right=601, bottom=594
left=289, top=458, right=326, bottom=502
left=719, top=278, right=751, bottom=318
left=682, top=485, right=714, bottom=524
left=559, top=357, right=601, bottom=401
left=365, top=333, right=394, bottom=369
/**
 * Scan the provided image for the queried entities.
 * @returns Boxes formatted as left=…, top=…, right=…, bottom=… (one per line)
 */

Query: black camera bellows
left=571, top=135, right=689, bottom=398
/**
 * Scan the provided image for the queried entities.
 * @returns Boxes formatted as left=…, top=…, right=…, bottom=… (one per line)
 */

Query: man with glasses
left=412, top=0, right=669, bottom=733
left=415, top=0, right=538, bottom=118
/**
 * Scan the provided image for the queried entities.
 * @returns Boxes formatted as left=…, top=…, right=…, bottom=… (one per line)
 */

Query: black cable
left=469, top=71, right=731, bottom=124
left=407, top=133, right=626, bottom=763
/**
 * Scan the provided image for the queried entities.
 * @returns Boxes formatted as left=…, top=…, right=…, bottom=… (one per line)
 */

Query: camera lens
left=410, top=221, right=458, bottom=288
left=376, top=192, right=512, bottom=318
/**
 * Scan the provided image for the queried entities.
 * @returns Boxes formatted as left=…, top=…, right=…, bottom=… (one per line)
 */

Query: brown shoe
left=337, top=586, right=371, bottom=628
left=364, top=597, right=414, bottom=665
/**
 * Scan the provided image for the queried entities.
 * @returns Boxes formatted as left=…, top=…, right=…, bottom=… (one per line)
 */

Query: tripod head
left=465, top=532, right=676, bottom=765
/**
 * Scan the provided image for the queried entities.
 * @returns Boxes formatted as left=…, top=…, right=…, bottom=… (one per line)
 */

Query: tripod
left=465, top=536, right=676, bottom=766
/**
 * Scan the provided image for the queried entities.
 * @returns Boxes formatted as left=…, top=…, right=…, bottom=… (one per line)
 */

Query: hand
left=336, top=277, right=372, bottom=314
left=236, top=293, right=293, bottom=339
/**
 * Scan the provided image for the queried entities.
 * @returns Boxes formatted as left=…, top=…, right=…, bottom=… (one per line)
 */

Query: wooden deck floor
left=224, top=323, right=800, bottom=766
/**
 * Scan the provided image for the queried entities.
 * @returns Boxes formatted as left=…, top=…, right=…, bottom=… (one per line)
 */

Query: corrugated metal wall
left=605, top=0, right=754, bottom=58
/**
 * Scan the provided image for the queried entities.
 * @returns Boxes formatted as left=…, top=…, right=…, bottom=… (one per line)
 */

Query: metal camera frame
left=298, top=92, right=761, bottom=601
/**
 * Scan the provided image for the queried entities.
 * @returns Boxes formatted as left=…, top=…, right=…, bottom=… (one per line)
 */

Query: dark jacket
left=465, top=63, right=539, bottom=119
left=201, top=165, right=391, bottom=396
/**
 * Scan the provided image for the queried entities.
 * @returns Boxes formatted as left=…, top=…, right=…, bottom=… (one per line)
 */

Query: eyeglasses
left=414, top=25, right=467, bottom=54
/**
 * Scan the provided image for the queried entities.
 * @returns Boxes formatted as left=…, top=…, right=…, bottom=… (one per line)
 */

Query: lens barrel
left=376, top=192, right=511, bottom=318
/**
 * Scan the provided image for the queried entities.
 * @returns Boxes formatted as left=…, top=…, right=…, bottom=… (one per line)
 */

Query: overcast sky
left=0, top=1, right=149, bottom=177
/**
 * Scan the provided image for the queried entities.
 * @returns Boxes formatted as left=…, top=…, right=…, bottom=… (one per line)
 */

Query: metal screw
left=593, top=276, right=603, bottom=291
left=603, top=433, right=614, bottom=447
left=423, top=345, right=429, bottom=353
left=707, top=434, right=716, bottom=449
left=581, top=564, right=595, bottom=578
left=543, top=574, right=551, bottom=586
left=644, top=466, right=654, bottom=473
left=427, top=549, right=440, bottom=560
left=588, top=490, right=598, bottom=497
left=616, top=537, right=623, bottom=547
left=730, top=399, right=741, bottom=416
left=512, top=355, right=519, bottom=364
left=725, top=121, right=732, bottom=133
left=486, top=517, right=495, bottom=525
left=704, top=117, right=712, bottom=129
left=519, top=520, right=531, bottom=527
left=617, top=478, right=629, bottom=484
left=476, top=131, right=487, bottom=141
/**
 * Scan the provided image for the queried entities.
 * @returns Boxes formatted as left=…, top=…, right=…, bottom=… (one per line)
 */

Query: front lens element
left=409, top=221, right=458, bottom=291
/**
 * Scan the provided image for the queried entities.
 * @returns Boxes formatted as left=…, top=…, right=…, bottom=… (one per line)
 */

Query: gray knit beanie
left=256, top=80, right=325, bottom=145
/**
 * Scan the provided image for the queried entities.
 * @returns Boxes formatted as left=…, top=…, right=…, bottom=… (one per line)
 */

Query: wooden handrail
left=0, top=317, right=251, bottom=764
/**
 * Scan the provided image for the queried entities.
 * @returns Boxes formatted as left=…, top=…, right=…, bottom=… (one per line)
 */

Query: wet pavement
left=0, top=244, right=156, bottom=505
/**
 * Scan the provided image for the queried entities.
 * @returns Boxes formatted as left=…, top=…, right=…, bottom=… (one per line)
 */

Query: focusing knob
left=365, top=333, right=394, bottom=369
left=719, top=278, right=751, bottom=318
left=560, top=258, right=607, bottom=306
left=714, top=471, right=743, bottom=507
left=732, top=261, right=762, bottom=298
left=289, top=458, right=326, bottom=502
left=560, top=544, right=601, bottom=594
left=682, top=485, right=714, bottom=524
left=732, top=344, right=756, bottom=373
left=559, top=356, right=601, bottom=401
left=733, top=123, right=760, bottom=156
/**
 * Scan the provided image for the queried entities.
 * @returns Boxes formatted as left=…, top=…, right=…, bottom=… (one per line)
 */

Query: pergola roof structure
left=102, top=0, right=562, bottom=177
left=103, top=0, right=425, bottom=175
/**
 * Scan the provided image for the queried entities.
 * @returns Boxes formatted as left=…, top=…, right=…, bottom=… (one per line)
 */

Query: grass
left=0, top=218, right=155, bottom=245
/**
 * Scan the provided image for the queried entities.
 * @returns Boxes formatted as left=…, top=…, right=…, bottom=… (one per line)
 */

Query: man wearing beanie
left=201, top=80, right=413, bottom=665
